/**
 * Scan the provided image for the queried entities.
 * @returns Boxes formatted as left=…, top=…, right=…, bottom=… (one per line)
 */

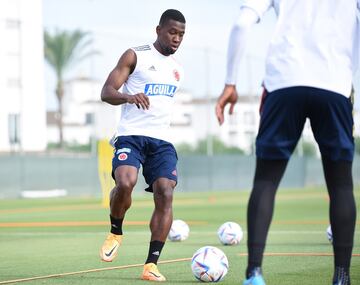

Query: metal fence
left=0, top=154, right=359, bottom=198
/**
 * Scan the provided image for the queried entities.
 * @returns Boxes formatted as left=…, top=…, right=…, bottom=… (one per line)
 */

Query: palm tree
left=44, top=29, right=96, bottom=148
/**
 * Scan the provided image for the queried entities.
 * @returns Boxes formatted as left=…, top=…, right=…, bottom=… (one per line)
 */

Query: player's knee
left=115, top=179, right=136, bottom=193
left=154, top=186, right=174, bottom=206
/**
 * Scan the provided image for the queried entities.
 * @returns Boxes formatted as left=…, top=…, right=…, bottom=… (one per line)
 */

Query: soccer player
left=215, top=1, right=359, bottom=285
left=99, top=9, right=185, bottom=282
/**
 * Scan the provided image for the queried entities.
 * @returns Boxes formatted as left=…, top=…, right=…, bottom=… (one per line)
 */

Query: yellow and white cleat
left=100, top=233, right=122, bottom=262
left=141, top=263, right=166, bottom=282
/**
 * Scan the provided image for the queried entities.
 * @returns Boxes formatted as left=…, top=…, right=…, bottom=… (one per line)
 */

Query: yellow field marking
left=0, top=198, right=217, bottom=215
left=0, top=221, right=140, bottom=227
left=0, top=257, right=191, bottom=284
left=0, top=220, right=207, bottom=228
left=1, top=190, right=358, bottom=215
left=2, top=219, right=359, bottom=228
left=1, top=252, right=359, bottom=284
left=273, top=220, right=329, bottom=225
left=0, top=204, right=102, bottom=214
left=237, top=253, right=360, bottom=257
left=273, top=220, right=360, bottom=225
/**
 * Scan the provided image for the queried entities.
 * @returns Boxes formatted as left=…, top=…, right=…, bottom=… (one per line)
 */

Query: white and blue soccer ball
left=217, top=222, right=243, bottom=245
left=191, top=246, right=229, bottom=282
left=326, top=225, right=333, bottom=244
left=168, top=219, right=190, bottom=241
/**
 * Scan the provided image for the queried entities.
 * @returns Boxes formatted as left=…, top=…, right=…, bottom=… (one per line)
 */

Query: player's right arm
left=215, top=7, right=258, bottom=125
left=101, top=49, right=150, bottom=109
left=216, top=1, right=273, bottom=125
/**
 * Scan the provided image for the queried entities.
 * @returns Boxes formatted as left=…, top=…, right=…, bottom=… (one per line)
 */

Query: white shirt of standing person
left=226, top=0, right=360, bottom=97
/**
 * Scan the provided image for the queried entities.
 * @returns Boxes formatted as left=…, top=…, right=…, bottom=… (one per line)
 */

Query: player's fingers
left=139, top=102, right=148, bottom=110
left=229, top=103, right=235, bottom=115
left=215, top=104, right=224, bottom=125
left=144, top=95, right=150, bottom=105
left=139, top=99, right=149, bottom=110
left=138, top=94, right=150, bottom=109
left=133, top=95, right=149, bottom=110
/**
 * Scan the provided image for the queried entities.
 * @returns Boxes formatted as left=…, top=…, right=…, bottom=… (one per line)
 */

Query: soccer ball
left=191, top=246, right=229, bottom=282
left=326, top=225, right=333, bottom=243
left=168, top=219, right=190, bottom=241
left=217, top=221, right=243, bottom=245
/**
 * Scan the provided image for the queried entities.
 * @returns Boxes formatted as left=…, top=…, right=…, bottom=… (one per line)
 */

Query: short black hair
left=159, top=9, right=186, bottom=26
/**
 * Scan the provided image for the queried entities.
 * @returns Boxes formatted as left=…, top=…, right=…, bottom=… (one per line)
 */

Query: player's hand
left=126, top=93, right=150, bottom=110
left=215, top=84, right=238, bottom=125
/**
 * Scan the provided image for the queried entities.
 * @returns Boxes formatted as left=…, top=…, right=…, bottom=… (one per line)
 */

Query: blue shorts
left=112, top=135, right=178, bottom=192
left=256, top=86, right=354, bottom=161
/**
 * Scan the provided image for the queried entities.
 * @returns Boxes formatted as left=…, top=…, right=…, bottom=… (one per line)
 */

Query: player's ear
left=156, top=25, right=161, bottom=36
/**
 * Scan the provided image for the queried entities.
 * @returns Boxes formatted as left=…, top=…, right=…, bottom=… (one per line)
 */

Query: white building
left=216, top=95, right=260, bottom=154
left=49, top=76, right=360, bottom=155
left=0, top=0, right=46, bottom=152
left=46, top=76, right=113, bottom=145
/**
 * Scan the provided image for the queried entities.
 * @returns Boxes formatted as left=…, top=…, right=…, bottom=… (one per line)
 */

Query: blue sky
left=43, top=0, right=360, bottom=110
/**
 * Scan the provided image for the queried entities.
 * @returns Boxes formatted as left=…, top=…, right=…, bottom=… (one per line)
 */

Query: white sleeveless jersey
left=116, top=44, right=184, bottom=142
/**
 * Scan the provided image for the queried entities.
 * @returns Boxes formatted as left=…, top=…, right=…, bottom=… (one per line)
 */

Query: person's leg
left=244, top=87, right=307, bottom=285
left=322, top=157, right=356, bottom=284
left=140, top=178, right=175, bottom=282
left=100, top=165, right=138, bottom=262
left=246, top=158, right=287, bottom=277
left=148, top=178, right=175, bottom=262
left=110, top=165, right=139, bottom=231
left=141, top=138, right=178, bottom=282
left=309, top=88, right=355, bottom=284
left=100, top=135, right=143, bottom=262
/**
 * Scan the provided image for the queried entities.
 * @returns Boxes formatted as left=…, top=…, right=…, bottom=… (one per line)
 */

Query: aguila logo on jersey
left=144, top=84, right=177, bottom=97
left=116, top=148, right=131, bottom=154
left=173, top=69, right=180, bottom=81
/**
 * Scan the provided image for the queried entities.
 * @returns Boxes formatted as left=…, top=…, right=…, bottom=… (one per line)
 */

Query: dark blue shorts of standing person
left=112, top=135, right=178, bottom=192
left=256, top=86, right=354, bottom=161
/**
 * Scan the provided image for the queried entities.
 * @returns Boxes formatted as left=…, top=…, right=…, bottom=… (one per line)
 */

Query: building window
left=7, top=78, right=21, bottom=88
left=183, top=113, right=192, bottom=124
left=6, top=19, right=21, bottom=29
left=85, top=113, right=94, bottom=125
left=8, top=113, right=20, bottom=144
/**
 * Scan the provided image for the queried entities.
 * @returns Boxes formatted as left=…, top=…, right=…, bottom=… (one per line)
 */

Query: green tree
left=294, top=140, right=317, bottom=157
left=176, top=136, right=245, bottom=155
left=196, top=136, right=245, bottom=154
left=176, top=142, right=195, bottom=154
left=44, top=29, right=96, bottom=148
left=302, top=141, right=317, bottom=157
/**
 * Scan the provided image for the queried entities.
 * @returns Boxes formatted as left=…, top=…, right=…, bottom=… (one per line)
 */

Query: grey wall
left=0, top=154, right=359, bottom=198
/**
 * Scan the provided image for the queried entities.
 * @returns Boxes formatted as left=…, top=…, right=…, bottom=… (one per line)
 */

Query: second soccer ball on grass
left=217, top=221, right=243, bottom=245
left=168, top=219, right=190, bottom=241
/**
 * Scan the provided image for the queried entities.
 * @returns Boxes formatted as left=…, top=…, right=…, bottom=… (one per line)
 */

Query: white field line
left=0, top=257, right=191, bottom=285
left=0, top=230, right=359, bottom=237
left=0, top=252, right=359, bottom=284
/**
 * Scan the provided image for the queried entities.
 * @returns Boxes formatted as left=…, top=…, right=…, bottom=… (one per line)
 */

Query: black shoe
left=333, top=267, right=350, bottom=285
